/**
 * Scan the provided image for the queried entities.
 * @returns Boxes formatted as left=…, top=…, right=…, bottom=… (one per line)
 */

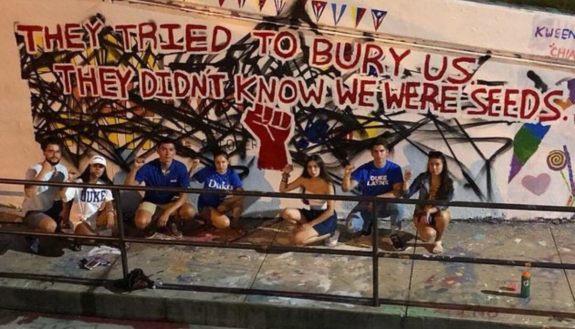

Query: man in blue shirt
left=125, top=138, right=194, bottom=237
left=342, top=138, right=405, bottom=247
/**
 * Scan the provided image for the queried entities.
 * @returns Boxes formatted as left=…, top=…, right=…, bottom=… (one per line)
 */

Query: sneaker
left=26, top=236, right=40, bottom=254
left=325, top=230, right=340, bottom=247
left=390, top=233, right=406, bottom=251
left=167, top=221, right=183, bottom=237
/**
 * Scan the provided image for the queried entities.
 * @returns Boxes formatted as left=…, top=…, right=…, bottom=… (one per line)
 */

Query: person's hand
left=415, top=213, right=427, bottom=225
left=41, top=160, right=55, bottom=174
left=190, top=158, right=200, bottom=170
left=68, top=170, right=79, bottom=182
left=157, top=213, right=170, bottom=228
left=404, top=169, right=412, bottom=181
left=344, top=164, right=355, bottom=176
left=282, top=164, right=293, bottom=175
left=131, top=157, right=146, bottom=171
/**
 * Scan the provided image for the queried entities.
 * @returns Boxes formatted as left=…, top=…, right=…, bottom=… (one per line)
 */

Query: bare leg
left=281, top=208, right=305, bottom=230
left=293, top=227, right=330, bottom=246
left=432, top=211, right=451, bottom=254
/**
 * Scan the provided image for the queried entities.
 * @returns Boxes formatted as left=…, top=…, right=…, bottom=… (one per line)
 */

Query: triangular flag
left=237, top=0, right=246, bottom=7
left=331, top=3, right=347, bottom=25
left=311, top=1, right=327, bottom=21
left=371, top=9, right=387, bottom=31
left=257, top=0, right=266, bottom=11
left=274, top=0, right=286, bottom=15
left=352, top=7, right=366, bottom=28
left=218, top=0, right=226, bottom=6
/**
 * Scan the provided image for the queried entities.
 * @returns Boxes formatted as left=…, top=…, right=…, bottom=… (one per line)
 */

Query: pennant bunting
left=274, top=0, right=286, bottom=15
left=257, top=0, right=266, bottom=11
left=352, top=7, right=366, bottom=28
left=371, top=9, right=387, bottom=31
left=311, top=1, right=327, bottom=21
left=331, top=3, right=347, bottom=25
left=237, top=0, right=246, bottom=7
left=218, top=0, right=226, bottom=6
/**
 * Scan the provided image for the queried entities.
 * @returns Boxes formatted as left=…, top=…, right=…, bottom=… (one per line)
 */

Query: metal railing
left=0, top=177, right=574, bottom=319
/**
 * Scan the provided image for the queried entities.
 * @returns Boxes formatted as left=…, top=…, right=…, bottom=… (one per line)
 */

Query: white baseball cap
left=90, top=155, right=107, bottom=166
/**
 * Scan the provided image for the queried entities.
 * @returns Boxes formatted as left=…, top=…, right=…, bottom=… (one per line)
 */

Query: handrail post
left=112, top=190, right=130, bottom=278
left=372, top=199, right=380, bottom=307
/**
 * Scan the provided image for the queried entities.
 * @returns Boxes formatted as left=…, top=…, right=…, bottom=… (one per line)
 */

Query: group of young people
left=21, top=137, right=454, bottom=254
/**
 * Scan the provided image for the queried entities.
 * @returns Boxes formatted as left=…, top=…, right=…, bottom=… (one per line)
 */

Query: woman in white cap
left=62, top=155, right=117, bottom=245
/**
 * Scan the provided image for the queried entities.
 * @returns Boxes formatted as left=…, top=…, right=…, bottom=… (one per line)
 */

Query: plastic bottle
left=520, top=271, right=531, bottom=298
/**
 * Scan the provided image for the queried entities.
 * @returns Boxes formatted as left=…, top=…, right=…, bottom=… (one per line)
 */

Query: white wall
left=0, top=0, right=574, bottom=220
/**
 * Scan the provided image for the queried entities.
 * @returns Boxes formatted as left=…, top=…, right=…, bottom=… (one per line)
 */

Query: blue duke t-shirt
left=135, top=159, right=190, bottom=204
left=351, top=161, right=403, bottom=196
left=193, top=166, right=242, bottom=208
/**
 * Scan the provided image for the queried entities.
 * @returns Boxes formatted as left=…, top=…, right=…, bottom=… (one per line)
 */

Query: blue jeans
left=345, top=201, right=405, bottom=233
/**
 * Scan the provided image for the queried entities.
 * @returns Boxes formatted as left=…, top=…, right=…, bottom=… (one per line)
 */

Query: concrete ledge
left=0, top=284, right=546, bottom=329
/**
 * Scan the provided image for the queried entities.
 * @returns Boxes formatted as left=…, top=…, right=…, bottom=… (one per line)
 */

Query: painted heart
left=521, top=174, right=551, bottom=196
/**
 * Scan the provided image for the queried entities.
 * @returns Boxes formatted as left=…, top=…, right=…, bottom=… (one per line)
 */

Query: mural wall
left=0, top=0, right=574, bottom=219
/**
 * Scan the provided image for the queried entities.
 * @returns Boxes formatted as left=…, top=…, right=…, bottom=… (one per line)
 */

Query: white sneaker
left=325, top=230, right=340, bottom=247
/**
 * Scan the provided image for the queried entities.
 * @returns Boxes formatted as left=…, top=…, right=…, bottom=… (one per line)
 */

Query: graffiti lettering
left=251, top=30, right=300, bottom=60
left=468, top=87, right=563, bottom=122
left=549, top=45, right=575, bottom=60
left=53, top=64, right=134, bottom=99
left=234, top=75, right=327, bottom=107
left=115, top=23, right=232, bottom=53
left=535, top=26, right=575, bottom=40
left=15, top=20, right=104, bottom=53
left=139, top=69, right=227, bottom=100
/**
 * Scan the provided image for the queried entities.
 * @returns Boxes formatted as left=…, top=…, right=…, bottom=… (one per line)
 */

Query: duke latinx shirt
left=351, top=161, right=404, bottom=196
left=192, top=166, right=242, bottom=209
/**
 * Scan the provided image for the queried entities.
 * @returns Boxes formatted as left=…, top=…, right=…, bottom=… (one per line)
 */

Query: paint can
left=520, top=271, right=531, bottom=298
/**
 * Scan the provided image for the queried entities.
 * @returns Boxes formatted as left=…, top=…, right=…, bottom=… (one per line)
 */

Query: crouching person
left=61, top=155, right=116, bottom=249
left=190, top=150, right=245, bottom=232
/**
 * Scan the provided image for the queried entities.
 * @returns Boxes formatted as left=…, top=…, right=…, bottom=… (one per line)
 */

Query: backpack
left=114, top=268, right=155, bottom=291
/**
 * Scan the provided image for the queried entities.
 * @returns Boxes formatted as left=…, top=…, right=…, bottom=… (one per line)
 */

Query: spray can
left=520, top=271, right=531, bottom=298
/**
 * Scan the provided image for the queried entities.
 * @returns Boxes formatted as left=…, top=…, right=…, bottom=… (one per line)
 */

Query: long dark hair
left=300, top=155, right=332, bottom=184
left=78, top=164, right=113, bottom=185
left=427, top=151, right=452, bottom=198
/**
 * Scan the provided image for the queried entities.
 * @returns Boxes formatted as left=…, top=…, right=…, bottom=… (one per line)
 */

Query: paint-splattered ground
left=1, top=213, right=575, bottom=328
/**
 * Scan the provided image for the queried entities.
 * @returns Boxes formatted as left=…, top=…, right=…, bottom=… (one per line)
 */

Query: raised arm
left=341, top=164, right=357, bottom=192
left=24, top=162, right=54, bottom=197
left=124, top=157, right=145, bottom=186
left=279, top=164, right=303, bottom=192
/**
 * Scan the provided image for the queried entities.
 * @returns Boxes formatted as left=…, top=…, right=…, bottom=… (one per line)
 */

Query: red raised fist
left=241, top=103, right=294, bottom=170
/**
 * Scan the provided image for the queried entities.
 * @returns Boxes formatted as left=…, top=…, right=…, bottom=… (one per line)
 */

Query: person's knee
left=281, top=208, right=297, bottom=221
left=212, top=214, right=230, bottom=229
left=134, top=212, right=151, bottom=229
left=42, top=220, right=58, bottom=233
left=179, top=204, right=195, bottom=220
left=345, top=214, right=363, bottom=233
left=419, top=228, right=436, bottom=242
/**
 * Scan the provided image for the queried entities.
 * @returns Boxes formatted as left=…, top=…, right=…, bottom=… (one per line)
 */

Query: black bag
left=114, top=268, right=155, bottom=291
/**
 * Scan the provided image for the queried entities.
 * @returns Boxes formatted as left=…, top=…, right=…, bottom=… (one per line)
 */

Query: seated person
left=61, top=155, right=117, bottom=247
left=342, top=138, right=405, bottom=242
left=125, top=138, right=195, bottom=237
left=22, top=137, right=69, bottom=254
left=190, top=150, right=244, bottom=232
left=279, top=155, right=338, bottom=246
left=403, top=151, right=454, bottom=254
